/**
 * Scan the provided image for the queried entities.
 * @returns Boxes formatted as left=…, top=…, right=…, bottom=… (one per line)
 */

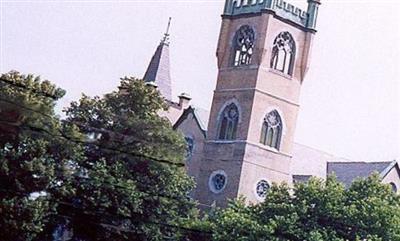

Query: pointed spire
left=143, top=18, right=172, bottom=100
left=162, top=17, right=172, bottom=45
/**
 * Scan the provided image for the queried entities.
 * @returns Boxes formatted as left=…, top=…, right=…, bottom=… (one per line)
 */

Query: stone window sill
left=268, top=68, right=293, bottom=80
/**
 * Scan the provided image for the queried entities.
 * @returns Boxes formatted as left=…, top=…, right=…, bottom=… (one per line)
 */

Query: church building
left=142, top=0, right=400, bottom=207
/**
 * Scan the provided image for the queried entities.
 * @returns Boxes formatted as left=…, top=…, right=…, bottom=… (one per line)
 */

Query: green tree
left=0, top=72, right=199, bottom=240
left=0, top=71, right=84, bottom=241
left=210, top=175, right=400, bottom=241
left=60, top=77, right=197, bottom=240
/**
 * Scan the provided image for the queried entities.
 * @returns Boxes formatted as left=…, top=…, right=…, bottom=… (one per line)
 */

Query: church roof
left=327, top=161, right=396, bottom=187
left=290, top=142, right=347, bottom=179
left=173, top=106, right=209, bottom=138
left=193, top=107, right=209, bottom=132
left=143, top=19, right=172, bottom=100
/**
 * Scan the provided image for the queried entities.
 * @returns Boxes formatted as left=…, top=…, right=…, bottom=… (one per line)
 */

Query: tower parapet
left=223, top=0, right=320, bottom=31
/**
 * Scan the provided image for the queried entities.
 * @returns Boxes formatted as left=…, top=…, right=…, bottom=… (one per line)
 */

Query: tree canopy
left=209, top=175, right=400, bottom=241
left=61, top=76, right=197, bottom=240
left=0, top=72, right=198, bottom=241
left=0, top=71, right=83, bottom=241
left=1, top=71, right=399, bottom=241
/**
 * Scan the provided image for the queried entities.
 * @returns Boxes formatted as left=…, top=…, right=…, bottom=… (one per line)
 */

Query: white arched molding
left=259, top=106, right=287, bottom=136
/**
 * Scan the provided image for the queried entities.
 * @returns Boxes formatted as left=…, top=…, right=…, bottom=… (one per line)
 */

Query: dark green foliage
left=2, top=71, right=399, bottom=241
left=0, top=72, right=197, bottom=240
left=210, top=175, right=400, bottom=241
left=62, top=77, right=196, bottom=240
left=0, top=71, right=83, bottom=241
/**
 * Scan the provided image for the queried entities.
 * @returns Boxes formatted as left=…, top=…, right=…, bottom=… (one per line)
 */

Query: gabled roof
left=193, top=107, right=209, bottom=132
left=143, top=20, right=172, bottom=100
left=173, top=106, right=209, bottom=138
left=290, top=142, right=349, bottom=178
left=327, top=161, right=396, bottom=187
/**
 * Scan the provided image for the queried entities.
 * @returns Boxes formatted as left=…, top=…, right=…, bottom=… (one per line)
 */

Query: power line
left=0, top=79, right=214, bottom=205
left=0, top=119, right=213, bottom=208
left=0, top=89, right=186, bottom=167
left=0, top=188, right=212, bottom=238
left=0, top=117, right=185, bottom=167
left=0, top=77, right=61, bottom=100
left=1, top=78, right=183, bottom=162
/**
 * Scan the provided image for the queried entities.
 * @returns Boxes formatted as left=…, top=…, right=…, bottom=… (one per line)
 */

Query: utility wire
left=0, top=116, right=185, bottom=167
left=0, top=119, right=213, bottom=208
left=0, top=77, right=60, bottom=100
left=0, top=187, right=212, bottom=238
left=0, top=95, right=177, bottom=154
left=0, top=80, right=214, bottom=206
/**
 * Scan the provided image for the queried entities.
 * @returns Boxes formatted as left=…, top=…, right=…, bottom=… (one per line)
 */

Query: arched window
left=270, top=31, right=296, bottom=75
left=260, top=110, right=282, bottom=149
left=233, top=25, right=255, bottom=66
left=218, top=103, right=239, bottom=140
left=184, top=136, right=194, bottom=161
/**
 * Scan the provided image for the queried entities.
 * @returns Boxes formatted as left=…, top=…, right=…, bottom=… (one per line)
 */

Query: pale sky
left=1, top=0, right=399, bottom=161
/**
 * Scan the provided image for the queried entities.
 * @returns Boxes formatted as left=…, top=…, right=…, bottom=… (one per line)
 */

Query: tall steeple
left=195, top=0, right=320, bottom=207
left=143, top=18, right=172, bottom=100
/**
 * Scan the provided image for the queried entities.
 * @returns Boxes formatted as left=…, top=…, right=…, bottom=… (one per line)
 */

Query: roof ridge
left=328, top=161, right=393, bottom=164
left=293, top=142, right=351, bottom=161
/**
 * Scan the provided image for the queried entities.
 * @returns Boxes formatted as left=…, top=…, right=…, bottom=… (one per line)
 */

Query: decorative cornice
left=222, top=0, right=319, bottom=33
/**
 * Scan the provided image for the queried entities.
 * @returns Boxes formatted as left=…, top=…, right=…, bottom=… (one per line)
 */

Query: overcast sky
left=1, top=0, right=399, bottom=161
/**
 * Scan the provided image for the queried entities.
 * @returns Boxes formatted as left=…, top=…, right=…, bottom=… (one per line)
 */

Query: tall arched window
left=260, top=110, right=282, bottom=149
left=270, top=32, right=296, bottom=76
left=184, top=136, right=194, bottom=161
left=218, top=103, right=239, bottom=140
left=233, top=25, right=255, bottom=66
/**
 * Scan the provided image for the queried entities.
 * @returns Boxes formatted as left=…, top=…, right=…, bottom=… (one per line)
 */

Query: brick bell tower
left=195, top=0, right=320, bottom=207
